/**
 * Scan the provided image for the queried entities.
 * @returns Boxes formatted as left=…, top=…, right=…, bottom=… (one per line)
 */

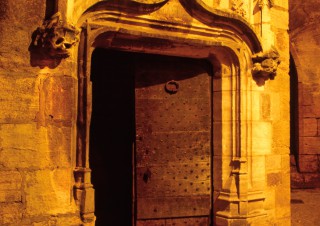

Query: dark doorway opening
left=90, top=48, right=135, bottom=226
left=290, top=54, right=299, bottom=162
left=90, top=47, right=214, bottom=225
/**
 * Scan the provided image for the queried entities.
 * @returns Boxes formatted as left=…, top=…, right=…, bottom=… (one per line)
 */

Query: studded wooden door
left=135, top=54, right=213, bottom=226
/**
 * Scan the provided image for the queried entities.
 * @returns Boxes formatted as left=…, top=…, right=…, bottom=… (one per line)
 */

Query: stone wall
left=260, top=0, right=291, bottom=224
left=289, top=0, right=320, bottom=188
left=0, top=1, right=81, bottom=225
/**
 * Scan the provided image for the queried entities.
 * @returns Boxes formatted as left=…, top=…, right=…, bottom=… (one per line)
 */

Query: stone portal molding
left=252, top=47, right=280, bottom=85
left=33, top=12, right=80, bottom=59
left=180, top=0, right=262, bottom=53
left=88, top=0, right=169, bottom=14
left=124, top=0, right=168, bottom=3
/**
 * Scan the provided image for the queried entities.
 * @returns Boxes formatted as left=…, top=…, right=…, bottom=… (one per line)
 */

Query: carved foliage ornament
left=231, top=0, right=246, bottom=18
left=33, top=12, right=80, bottom=58
left=252, top=47, right=280, bottom=85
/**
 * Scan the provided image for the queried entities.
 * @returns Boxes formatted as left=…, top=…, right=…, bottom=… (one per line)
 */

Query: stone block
left=47, top=125, right=72, bottom=168
left=0, top=123, right=50, bottom=169
left=274, top=187, right=290, bottom=219
left=0, top=191, right=21, bottom=203
left=264, top=188, right=275, bottom=210
left=24, top=169, right=76, bottom=216
left=302, top=137, right=320, bottom=154
left=274, top=29, right=289, bottom=54
left=38, top=76, right=76, bottom=127
left=272, top=120, right=290, bottom=155
left=251, top=156, right=266, bottom=182
left=260, top=93, right=271, bottom=120
left=267, top=172, right=282, bottom=187
left=0, top=123, right=47, bottom=152
left=271, top=10, right=289, bottom=29
left=317, top=119, right=320, bottom=135
left=302, top=118, right=317, bottom=136
left=0, top=123, right=73, bottom=169
left=281, top=154, right=290, bottom=174
left=266, top=155, right=281, bottom=171
left=251, top=122, right=272, bottom=155
left=300, top=84, right=314, bottom=107
left=298, top=154, right=319, bottom=173
left=0, top=171, right=22, bottom=203
left=0, top=75, right=39, bottom=124
left=251, top=91, right=263, bottom=121
left=0, top=203, right=23, bottom=225
left=290, top=171, right=305, bottom=189
left=270, top=93, right=281, bottom=121
left=300, top=105, right=315, bottom=118
left=304, top=173, right=320, bottom=188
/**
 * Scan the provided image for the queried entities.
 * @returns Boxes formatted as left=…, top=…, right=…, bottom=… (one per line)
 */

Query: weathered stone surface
left=298, top=154, right=320, bottom=173
left=267, top=172, right=282, bottom=187
left=0, top=75, right=39, bottom=124
left=37, top=76, right=76, bottom=127
left=302, top=137, right=320, bottom=154
left=266, top=155, right=282, bottom=171
left=0, top=171, right=22, bottom=203
left=24, top=169, right=77, bottom=216
left=302, top=118, right=318, bottom=136
left=0, top=203, right=23, bottom=225
left=0, top=1, right=46, bottom=73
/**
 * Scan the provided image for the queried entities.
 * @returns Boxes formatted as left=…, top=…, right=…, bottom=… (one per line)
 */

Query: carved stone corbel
left=252, top=47, right=280, bottom=85
left=33, top=12, right=80, bottom=59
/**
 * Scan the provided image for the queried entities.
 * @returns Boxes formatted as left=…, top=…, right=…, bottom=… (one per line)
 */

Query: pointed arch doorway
left=89, top=48, right=214, bottom=225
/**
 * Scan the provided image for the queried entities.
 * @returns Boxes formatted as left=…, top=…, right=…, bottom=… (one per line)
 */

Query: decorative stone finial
left=258, top=0, right=274, bottom=9
left=252, top=47, right=280, bottom=85
left=33, top=12, right=80, bottom=59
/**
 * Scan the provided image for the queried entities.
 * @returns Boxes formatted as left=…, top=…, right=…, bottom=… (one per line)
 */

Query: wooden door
left=135, top=54, right=213, bottom=225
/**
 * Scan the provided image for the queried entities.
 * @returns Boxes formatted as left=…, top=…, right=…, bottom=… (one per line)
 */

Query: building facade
left=0, top=0, right=292, bottom=225
left=289, top=0, right=320, bottom=189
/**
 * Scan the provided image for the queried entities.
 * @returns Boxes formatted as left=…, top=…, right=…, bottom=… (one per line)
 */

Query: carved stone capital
left=33, top=12, right=80, bottom=59
left=252, top=47, right=280, bottom=85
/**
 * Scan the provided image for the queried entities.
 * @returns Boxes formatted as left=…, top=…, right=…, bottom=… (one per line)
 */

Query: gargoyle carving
left=33, top=12, right=80, bottom=58
left=252, top=47, right=280, bottom=85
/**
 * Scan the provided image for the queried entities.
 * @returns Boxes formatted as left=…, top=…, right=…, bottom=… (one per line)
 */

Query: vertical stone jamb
left=74, top=22, right=95, bottom=224
left=215, top=49, right=267, bottom=225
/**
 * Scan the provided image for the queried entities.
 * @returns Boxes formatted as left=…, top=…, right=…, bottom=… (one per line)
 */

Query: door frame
left=73, top=1, right=266, bottom=225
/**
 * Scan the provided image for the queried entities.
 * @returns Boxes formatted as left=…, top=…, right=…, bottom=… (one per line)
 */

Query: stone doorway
left=89, top=48, right=214, bottom=225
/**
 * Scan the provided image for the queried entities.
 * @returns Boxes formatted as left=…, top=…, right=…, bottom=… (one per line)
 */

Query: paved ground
left=291, top=188, right=320, bottom=226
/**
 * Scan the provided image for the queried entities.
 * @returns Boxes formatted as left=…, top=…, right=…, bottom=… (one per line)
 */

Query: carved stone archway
left=72, top=0, right=274, bottom=225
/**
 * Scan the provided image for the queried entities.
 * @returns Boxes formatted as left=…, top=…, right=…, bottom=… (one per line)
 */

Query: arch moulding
left=71, top=0, right=275, bottom=225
